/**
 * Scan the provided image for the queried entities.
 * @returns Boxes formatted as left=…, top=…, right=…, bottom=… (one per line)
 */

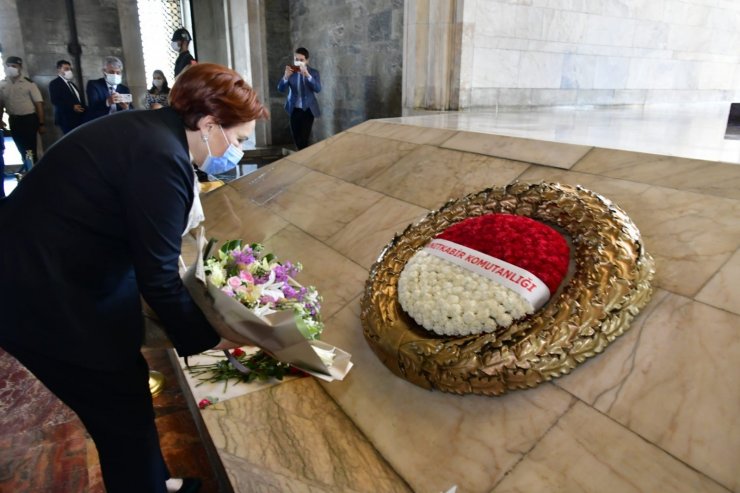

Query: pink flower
left=198, top=398, right=212, bottom=409
left=239, top=270, right=254, bottom=283
left=227, top=276, right=242, bottom=289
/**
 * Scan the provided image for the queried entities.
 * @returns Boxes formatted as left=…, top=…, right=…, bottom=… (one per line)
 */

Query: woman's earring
left=201, top=133, right=208, bottom=142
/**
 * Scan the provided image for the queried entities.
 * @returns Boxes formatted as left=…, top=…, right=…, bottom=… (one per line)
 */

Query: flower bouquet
left=149, top=227, right=352, bottom=382
left=398, top=213, right=570, bottom=336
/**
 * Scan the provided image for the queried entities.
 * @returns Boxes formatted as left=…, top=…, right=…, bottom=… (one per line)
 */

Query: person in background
left=0, top=56, right=45, bottom=173
left=145, top=70, right=170, bottom=110
left=277, top=47, right=321, bottom=150
left=171, top=28, right=196, bottom=77
left=85, top=56, right=133, bottom=122
left=49, top=59, right=85, bottom=134
left=0, top=63, right=268, bottom=493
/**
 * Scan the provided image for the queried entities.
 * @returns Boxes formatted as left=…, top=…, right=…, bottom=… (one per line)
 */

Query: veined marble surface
left=188, top=105, right=740, bottom=492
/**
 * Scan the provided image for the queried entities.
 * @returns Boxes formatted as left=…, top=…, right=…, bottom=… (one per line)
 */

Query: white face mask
left=63, top=70, right=74, bottom=81
left=171, top=41, right=181, bottom=52
left=153, top=79, right=163, bottom=88
left=5, top=66, right=19, bottom=77
left=104, top=72, right=122, bottom=86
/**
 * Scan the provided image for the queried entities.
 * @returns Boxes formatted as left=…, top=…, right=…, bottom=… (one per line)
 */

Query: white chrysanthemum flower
left=398, top=251, right=533, bottom=336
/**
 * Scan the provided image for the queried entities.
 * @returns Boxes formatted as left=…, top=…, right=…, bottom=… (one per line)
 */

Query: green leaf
left=186, top=350, right=296, bottom=386
left=220, top=239, right=242, bottom=254
left=204, top=237, right=219, bottom=261
left=293, top=312, right=313, bottom=340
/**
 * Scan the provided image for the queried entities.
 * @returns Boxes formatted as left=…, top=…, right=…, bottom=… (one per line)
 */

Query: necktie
left=67, top=80, right=80, bottom=102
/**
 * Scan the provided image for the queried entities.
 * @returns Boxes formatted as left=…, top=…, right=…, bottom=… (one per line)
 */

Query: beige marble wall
left=405, top=0, right=740, bottom=110
left=192, top=119, right=740, bottom=492
left=471, top=0, right=740, bottom=106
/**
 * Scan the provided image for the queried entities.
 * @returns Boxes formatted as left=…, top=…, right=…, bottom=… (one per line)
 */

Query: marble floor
left=188, top=102, right=739, bottom=492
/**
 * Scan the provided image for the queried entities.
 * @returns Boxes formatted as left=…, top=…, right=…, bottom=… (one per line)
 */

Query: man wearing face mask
left=49, top=59, right=85, bottom=134
left=0, top=56, right=45, bottom=172
left=277, top=47, right=321, bottom=150
left=171, top=28, right=196, bottom=78
left=85, top=56, right=134, bottom=122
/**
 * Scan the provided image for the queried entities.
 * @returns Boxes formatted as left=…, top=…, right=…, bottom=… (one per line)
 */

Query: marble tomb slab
left=365, top=144, right=531, bottom=210
left=556, top=290, right=740, bottom=491
left=519, top=167, right=740, bottom=297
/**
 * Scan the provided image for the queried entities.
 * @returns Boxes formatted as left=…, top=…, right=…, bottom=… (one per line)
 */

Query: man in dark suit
left=277, top=47, right=321, bottom=150
left=48, top=59, right=85, bottom=134
left=85, top=56, right=134, bottom=122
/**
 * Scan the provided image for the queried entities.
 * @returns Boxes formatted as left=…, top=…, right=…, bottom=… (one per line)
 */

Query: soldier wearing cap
left=0, top=55, right=45, bottom=173
left=171, top=28, right=196, bottom=77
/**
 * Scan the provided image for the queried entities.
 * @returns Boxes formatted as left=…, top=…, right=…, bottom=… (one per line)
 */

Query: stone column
left=403, top=0, right=470, bottom=111
left=239, top=0, right=271, bottom=146
left=0, top=0, right=25, bottom=62
left=117, top=0, right=146, bottom=110
left=191, top=0, right=229, bottom=67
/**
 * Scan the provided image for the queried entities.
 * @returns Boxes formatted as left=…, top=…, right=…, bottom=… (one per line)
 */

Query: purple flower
left=294, top=287, right=307, bottom=302
left=259, top=295, right=277, bottom=305
left=274, top=264, right=289, bottom=283
left=282, top=284, right=297, bottom=299
left=232, top=250, right=255, bottom=265
left=305, top=303, right=318, bottom=317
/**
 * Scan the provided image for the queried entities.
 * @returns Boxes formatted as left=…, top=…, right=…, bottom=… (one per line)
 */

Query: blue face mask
left=201, top=125, right=244, bottom=175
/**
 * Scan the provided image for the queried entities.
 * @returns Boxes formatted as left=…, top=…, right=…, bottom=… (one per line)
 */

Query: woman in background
left=0, top=64, right=267, bottom=493
left=145, top=69, right=170, bottom=110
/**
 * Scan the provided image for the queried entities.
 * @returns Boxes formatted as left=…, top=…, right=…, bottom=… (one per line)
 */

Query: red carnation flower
left=436, top=213, right=569, bottom=294
left=398, top=213, right=570, bottom=336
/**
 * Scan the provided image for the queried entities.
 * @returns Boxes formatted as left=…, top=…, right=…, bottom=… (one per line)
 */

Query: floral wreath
left=398, top=213, right=570, bottom=336
left=360, top=182, right=655, bottom=396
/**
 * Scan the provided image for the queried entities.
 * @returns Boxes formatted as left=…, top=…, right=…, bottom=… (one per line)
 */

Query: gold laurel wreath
left=360, top=182, right=655, bottom=396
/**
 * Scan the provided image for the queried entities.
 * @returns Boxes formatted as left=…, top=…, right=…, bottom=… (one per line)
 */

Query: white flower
left=312, top=345, right=336, bottom=367
left=206, top=260, right=227, bottom=287
left=398, top=251, right=533, bottom=336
